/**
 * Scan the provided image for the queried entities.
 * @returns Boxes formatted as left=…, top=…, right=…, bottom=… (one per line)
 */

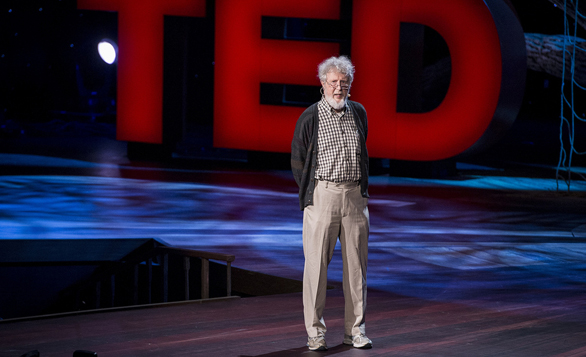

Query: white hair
left=317, top=56, right=355, bottom=84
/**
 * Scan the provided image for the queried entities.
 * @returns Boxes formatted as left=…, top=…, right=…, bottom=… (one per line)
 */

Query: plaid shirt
left=315, top=98, right=361, bottom=182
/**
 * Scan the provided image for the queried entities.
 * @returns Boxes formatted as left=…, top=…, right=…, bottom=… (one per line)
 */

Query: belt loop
left=325, top=181, right=329, bottom=189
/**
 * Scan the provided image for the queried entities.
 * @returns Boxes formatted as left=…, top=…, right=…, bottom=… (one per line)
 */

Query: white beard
left=325, top=94, right=346, bottom=110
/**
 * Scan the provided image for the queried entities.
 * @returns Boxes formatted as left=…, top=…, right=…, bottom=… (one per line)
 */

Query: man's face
left=321, top=70, right=350, bottom=110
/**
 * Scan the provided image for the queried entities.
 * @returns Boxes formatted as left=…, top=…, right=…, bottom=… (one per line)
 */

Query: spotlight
left=97, top=39, right=118, bottom=65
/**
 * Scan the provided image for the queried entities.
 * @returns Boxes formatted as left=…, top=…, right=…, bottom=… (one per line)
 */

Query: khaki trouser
left=302, top=180, right=369, bottom=338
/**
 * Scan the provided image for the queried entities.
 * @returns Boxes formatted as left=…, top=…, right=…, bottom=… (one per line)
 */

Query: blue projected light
left=1, top=154, right=586, bottom=305
left=98, top=39, right=118, bottom=65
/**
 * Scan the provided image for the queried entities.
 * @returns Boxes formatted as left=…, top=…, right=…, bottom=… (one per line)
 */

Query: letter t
left=77, top=0, right=206, bottom=143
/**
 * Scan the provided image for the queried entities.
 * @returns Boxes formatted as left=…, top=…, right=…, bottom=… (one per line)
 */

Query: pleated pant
left=302, top=179, right=370, bottom=338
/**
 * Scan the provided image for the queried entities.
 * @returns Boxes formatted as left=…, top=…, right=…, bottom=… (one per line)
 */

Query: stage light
left=98, top=39, right=117, bottom=65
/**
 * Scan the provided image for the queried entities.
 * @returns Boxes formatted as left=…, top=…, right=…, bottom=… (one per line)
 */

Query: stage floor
left=2, top=288, right=586, bottom=357
left=1, top=137, right=586, bottom=355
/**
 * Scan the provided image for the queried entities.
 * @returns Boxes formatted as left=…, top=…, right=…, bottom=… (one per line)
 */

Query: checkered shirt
left=315, top=98, right=362, bottom=182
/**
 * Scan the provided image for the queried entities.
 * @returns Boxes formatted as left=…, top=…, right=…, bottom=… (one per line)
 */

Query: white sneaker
left=343, top=334, right=372, bottom=349
left=307, top=335, right=327, bottom=351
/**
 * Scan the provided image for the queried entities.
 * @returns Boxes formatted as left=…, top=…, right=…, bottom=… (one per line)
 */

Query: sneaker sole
left=354, top=342, right=372, bottom=349
left=308, top=346, right=328, bottom=351
left=343, top=338, right=372, bottom=348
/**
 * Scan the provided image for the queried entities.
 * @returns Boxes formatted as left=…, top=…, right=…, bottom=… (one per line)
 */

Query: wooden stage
left=2, top=287, right=586, bottom=356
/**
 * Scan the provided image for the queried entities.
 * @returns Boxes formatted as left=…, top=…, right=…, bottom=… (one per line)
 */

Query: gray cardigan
left=291, top=100, right=369, bottom=210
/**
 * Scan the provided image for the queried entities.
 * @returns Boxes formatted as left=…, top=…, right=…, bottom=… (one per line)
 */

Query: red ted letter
left=351, top=0, right=526, bottom=160
left=214, top=0, right=341, bottom=152
left=77, top=0, right=206, bottom=144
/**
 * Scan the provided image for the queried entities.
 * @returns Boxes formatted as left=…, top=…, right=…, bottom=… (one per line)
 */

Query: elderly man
left=291, top=56, right=371, bottom=351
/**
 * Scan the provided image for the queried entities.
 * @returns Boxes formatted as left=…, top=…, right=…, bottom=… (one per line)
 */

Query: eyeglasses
left=326, top=80, right=350, bottom=90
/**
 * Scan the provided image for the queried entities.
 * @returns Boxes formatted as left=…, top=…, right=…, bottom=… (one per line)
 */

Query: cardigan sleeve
left=291, top=105, right=315, bottom=187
